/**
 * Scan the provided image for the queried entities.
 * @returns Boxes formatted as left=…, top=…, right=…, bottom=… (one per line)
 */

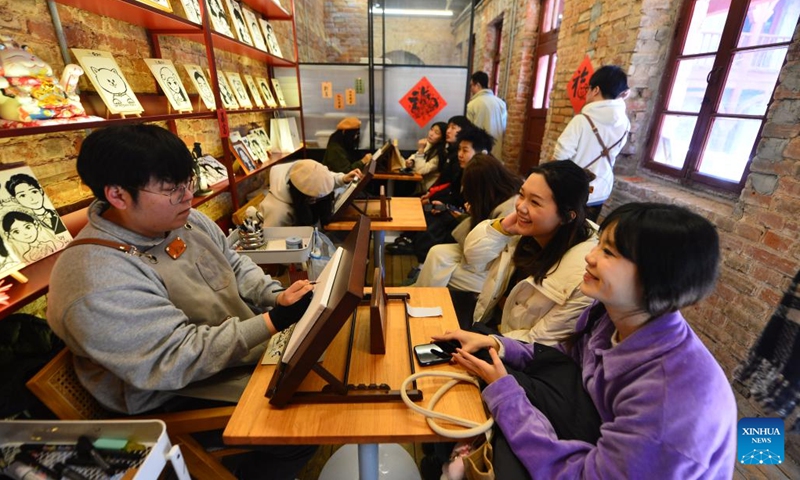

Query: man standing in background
left=466, top=71, right=507, bottom=159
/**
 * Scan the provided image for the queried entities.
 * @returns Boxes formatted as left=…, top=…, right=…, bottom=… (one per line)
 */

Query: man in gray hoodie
left=47, top=124, right=315, bottom=478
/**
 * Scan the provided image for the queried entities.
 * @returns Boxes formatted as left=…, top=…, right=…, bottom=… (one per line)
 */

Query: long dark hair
left=513, top=161, right=593, bottom=284
left=564, top=202, right=720, bottom=349
left=425, top=122, right=448, bottom=163
left=288, top=183, right=334, bottom=226
left=462, top=154, right=523, bottom=230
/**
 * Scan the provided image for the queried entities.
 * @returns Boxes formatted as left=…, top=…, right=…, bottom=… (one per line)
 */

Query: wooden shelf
left=231, top=145, right=303, bottom=185
left=54, top=0, right=200, bottom=31
left=243, top=0, right=292, bottom=20
left=192, top=178, right=230, bottom=207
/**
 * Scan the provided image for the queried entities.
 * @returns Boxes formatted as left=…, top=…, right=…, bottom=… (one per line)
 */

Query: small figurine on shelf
left=0, top=34, right=88, bottom=124
left=190, top=142, right=213, bottom=196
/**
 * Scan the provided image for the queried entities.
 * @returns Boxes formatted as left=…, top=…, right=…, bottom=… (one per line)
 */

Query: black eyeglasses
left=139, top=176, right=196, bottom=205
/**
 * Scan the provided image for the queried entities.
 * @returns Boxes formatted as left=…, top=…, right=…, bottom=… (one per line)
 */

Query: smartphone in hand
left=414, top=343, right=451, bottom=366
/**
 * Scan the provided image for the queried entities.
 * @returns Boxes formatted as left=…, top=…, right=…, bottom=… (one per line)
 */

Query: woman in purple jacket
left=436, top=202, right=737, bottom=479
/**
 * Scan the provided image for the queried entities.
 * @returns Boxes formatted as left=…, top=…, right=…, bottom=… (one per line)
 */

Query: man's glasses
left=139, top=176, right=196, bottom=205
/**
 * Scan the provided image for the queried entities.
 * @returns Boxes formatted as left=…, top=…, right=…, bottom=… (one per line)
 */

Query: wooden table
left=373, top=171, right=423, bottom=197
left=223, top=287, right=486, bottom=478
left=325, top=197, right=426, bottom=269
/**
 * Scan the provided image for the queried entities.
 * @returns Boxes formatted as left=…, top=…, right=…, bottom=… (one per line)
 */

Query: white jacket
left=467, top=89, right=507, bottom=158
left=553, top=99, right=629, bottom=205
left=467, top=219, right=599, bottom=345
left=258, top=161, right=347, bottom=227
left=406, top=141, right=440, bottom=192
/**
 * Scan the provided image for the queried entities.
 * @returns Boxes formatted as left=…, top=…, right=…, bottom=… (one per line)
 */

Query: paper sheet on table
left=280, top=247, right=343, bottom=362
left=406, top=303, right=443, bottom=317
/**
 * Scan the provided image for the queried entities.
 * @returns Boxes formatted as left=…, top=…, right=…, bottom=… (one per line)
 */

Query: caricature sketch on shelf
left=256, top=76, right=277, bottom=108
left=225, top=0, right=253, bottom=46
left=251, top=127, right=272, bottom=153
left=242, top=7, right=268, bottom=52
left=211, top=70, right=239, bottom=109
left=232, top=141, right=257, bottom=173
left=244, top=74, right=264, bottom=108
left=184, top=65, right=216, bottom=110
left=224, top=72, right=253, bottom=109
left=247, top=132, right=268, bottom=163
left=197, top=156, right=228, bottom=185
left=178, top=0, right=202, bottom=24
left=260, top=20, right=283, bottom=58
left=207, top=0, right=234, bottom=38
left=0, top=166, right=72, bottom=268
left=72, top=49, right=143, bottom=115
left=144, top=58, right=193, bottom=112
left=271, top=78, right=287, bottom=107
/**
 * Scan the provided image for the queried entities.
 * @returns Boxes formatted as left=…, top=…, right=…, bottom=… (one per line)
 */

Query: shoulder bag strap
left=582, top=114, right=628, bottom=170
left=65, top=238, right=158, bottom=263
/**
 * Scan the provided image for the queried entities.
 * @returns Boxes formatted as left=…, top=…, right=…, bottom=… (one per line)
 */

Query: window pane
left=698, top=117, right=761, bottom=181
left=542, top=0, right=554, bottom=33
left=666, top=57, right=715, bottom=112
left=719, top=46, right=787, bottom=115
left=683, top=0, right=732, bottom=55
left=738, top=0, right=800, bottom=48
left=546, top=53, right=557, bottom=108
left=653, top=114, right=698, bottom=168
left=532, top=55, right=549, bottom=108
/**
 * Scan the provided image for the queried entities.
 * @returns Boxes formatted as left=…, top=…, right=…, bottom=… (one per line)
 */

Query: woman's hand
left=405, top=158, right=414, bottom=168
left=501, top=211, right=523, bottom=235
left=453, top=347, right=507, bottom=385
left=361, top=153, right=373, bottom=165
left=343, top=168, right=361, bottom=183
left=431, top=200, right=445, bottom=215
left=277, top=279, right=315, bottom=306
left=432, top=329, right=498, bottom=353
left=420, top=193, right=431, bottom=205
left=417, top=138, right=426, bottom=153
left=464, top=202, right=471, bottom=215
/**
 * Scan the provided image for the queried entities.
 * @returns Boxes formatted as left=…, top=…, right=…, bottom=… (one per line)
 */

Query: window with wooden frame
left=646, top=0, right=799, bottom=192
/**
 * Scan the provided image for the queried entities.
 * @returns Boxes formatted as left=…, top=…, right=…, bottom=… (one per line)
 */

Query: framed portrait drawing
left=197, top=155, right=228, bottom=185
left=224, top=72, right=253, bottom=109
left=144, top=58, right=193, bottom=112
left=224, top=0, right=253, bottom=46
left=184, top=64, right=216, bottom=110
left=206, top=0, right=234, bottom=38
left=259, top=19, right=283, bottom=58
left=246, top=132, right=268, bottom=163
left=177, top=0, right=202, bottom=24
left=71, top=49, right=144, bottom=115
left=210, top=69, right=239, bottom=109
left=242, top=7, right=268, bottom=52
left=251, top=127, right=272, bottom=153
left=243, top=74, right=264, bottom=108
left=133, top=0, right=173, bottom=12
left=271, top=78, right=287, bottom=107
left=256, top=76, right=277, bottom=108
left=231, top=140, right=257, bottom=174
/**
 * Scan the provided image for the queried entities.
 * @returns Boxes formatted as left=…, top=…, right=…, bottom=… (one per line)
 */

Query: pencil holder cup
left=239, top=229, right=265, bottom=250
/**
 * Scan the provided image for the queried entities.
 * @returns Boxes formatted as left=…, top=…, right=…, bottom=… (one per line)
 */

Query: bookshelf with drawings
left=0, top=0, right=305, bottom=319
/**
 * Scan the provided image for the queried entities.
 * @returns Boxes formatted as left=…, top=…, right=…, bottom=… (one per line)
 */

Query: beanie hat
left=336, top=117, right=361, bottom=130
left=289, top=160, right=334, bottom=198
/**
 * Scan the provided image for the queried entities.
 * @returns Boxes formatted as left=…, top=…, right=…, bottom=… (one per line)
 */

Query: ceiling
left=375, top=0, right=474, bottom=15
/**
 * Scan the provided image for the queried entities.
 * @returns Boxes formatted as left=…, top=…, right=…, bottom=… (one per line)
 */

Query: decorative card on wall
left=134, top=0, right=172, bottom=12
left=399, top=76, right=447, bottom=128
left=568, top=55, right=595, bottom=114
left=184, top=64, right=216, bottom=110
left=225, top=0, right=253, bottom=46
left=242, top=7, right=268, bottom=52
left=71, top=49, right=144, bottom=115
left=144, top=58, right=193, bottom=112
left=210, top=69, right=239, bottom=109
left=259, top=19, right=283, bottom=58
left=243, top=74, right=264, bottom=108
left=206, top=0, right=234, bottom=38
left=177, top=0, right=202, bottom=24
left=224, top=72, right=253, bottom=109
left=271, top=78, right=286, bottom=107
left=0, top=165, right=72, bottom=270
left=256, top=76, right=277, bottom=108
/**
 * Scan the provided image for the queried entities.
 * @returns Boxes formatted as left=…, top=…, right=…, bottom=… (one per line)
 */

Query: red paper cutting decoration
left=399, top=77, right=447, bottom=128
left=568, top=55, right=595, bottom=114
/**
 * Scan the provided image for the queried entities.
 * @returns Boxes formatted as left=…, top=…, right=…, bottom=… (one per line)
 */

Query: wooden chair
left=26, top=348, right=243, bottom=479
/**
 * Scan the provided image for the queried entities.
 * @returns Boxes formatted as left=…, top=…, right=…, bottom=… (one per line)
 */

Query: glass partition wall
left=295, top=0, right=474, bottom=151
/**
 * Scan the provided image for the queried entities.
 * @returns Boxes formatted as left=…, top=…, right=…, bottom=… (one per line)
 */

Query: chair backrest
left=26, top=348, right=111, bottom=421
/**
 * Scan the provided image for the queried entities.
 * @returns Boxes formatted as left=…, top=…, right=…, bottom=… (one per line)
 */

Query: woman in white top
left=468, top=160, right=599, bottom=344
left=405, top=121, right=447, bottom=192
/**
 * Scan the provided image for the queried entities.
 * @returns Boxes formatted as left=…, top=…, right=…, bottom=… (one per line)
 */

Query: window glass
left=698, top=117, right=762, bottom=181
left=652, top=115, right=698, bottom=169
left=682, top=0, right=731, bottom=55
left=666, top=58, right=715, bottom=113
left=737, top=0, right=800, bottom=48
left=718, top=47, right=786, bottom=115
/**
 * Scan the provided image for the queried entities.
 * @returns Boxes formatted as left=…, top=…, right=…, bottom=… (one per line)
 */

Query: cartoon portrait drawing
left=257, top=77, right=277, bottom=107
left=5, top=173, right=67, bottom=235
left=218, top=78, right=237, bottom=108
left=3, top=210, right=67, bottom=263
left=242, top=8, right=267, bottom=52
left=180, top=0, right=202, bottom=24
left=230, top=2, right=252, bottom=46
left=0, top=235, right=23, bottom=278
left=184, top=65, right=216, bottom=110
left=207, top=0, right=233, bottom=37
left=244, top=74, right=264, bottom=107
left=72, top=49, right=143, bottom=115
left=160, top=67, right=188, bottom=103
left=225, top=73, right=251, bottom=108
left=91, top=67, right=136, bottom=106
left=233, top=144, right=256, bottom=171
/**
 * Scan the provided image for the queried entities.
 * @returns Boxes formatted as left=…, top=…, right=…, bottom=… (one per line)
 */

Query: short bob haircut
left=600, top=202, right=720, bottom=317
left=77, top=124, right=194, bottom=203
left=456, top=126, right=495, bottom=155
left=589, top=65, right=629, bottom=100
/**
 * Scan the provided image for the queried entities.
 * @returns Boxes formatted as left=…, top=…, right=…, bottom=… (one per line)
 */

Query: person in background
left=438, top=202, right=736, bottom=479
left=466, top=71, right=507, bottom=159
left=467, top=160, right=598, bottom=343
left=322, top=116, right=372, bottom=173
left=405, top=121, right=447, bottom=192
left=258, top=159, right=360, bottom=227
left=47, top=124, right=316, bottom=480
left=552, top=65, right=630, bottom=221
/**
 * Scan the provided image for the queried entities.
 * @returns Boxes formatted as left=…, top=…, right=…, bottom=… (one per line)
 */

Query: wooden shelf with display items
left=231, top=143, right=304, bottom=185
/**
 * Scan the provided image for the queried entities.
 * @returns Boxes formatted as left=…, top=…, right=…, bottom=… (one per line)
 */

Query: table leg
left=373, top=230, right=385, bottom=271
left=358, top=443, right=379, bottom=480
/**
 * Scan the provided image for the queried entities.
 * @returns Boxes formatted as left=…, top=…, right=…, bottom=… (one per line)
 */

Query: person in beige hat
left=258, top=159, right=360, bottom=227
left=322, top=116, right=373, bottom=173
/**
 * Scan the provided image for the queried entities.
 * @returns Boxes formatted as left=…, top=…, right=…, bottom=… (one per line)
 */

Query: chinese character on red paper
left=399, top=77, right=447, bottom=128
left=568, top=55, right=595, bottom=113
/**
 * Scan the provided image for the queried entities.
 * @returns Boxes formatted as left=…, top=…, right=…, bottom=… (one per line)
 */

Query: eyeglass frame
left=138, top=176, right=197, bottom=205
